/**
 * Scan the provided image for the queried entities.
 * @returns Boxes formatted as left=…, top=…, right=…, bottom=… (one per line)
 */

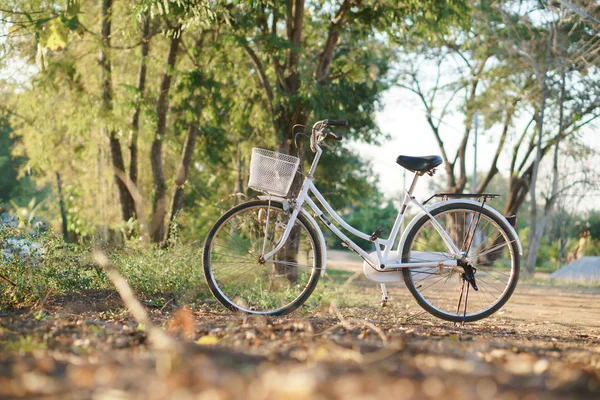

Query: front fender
left=257, top=195, right=327, bottom=275
left=399, top=199, right=523, bottom=256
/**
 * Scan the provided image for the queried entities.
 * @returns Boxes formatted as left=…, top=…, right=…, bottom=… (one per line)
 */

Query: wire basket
left=248, top=148, right=300, bottom=196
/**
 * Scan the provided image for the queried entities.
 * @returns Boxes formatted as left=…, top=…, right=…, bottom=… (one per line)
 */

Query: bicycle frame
left=261, top=146, right=462, bottom=272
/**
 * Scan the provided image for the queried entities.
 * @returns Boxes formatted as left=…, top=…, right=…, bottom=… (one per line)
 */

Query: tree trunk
left=99, top=0, right=133, bottom=224
left=150, top=30, right=181, bottom=243
left=525, top=104, right=546, bottom=274
left=477, top=105, right=514, bottom=193
left=504, top=175, right=531, bottom=216
left=234, top=139, right=245, bottom=203
left=127, top=13, right=151, bottom=219
left=163, top=103, right=201, bottom=245
left=525, top=31, right=552, bottom=275
left=526, top=65, right=565, bottom=274
left=56, top=172, right=69, bottom=242
left=108, top=134, right=131, bottom=218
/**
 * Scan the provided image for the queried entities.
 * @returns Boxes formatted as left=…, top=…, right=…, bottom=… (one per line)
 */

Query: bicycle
left=202, top=119, right=522, bottom=322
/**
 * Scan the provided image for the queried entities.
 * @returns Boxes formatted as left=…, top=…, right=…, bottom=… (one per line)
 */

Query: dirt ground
left=1, top=254, right=600, bottom=399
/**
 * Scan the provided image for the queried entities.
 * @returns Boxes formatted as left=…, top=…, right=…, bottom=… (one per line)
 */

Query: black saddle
left=396, top=155, right=443, bottom=173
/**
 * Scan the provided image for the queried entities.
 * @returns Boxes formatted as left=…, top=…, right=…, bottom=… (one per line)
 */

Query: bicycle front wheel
left=402, top=202, right=520, bottom=322
left=203, top=200, right=322, bottom=316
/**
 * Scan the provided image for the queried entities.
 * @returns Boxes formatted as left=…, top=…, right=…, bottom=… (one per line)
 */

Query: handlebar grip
left=326, top=119, right=349, bottom=127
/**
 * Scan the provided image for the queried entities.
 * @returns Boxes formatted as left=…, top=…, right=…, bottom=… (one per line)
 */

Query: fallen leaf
left=197, top=335, right=220, bottom=346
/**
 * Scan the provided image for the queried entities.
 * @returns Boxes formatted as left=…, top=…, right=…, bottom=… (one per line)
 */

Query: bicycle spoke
left=418, top=274, right=453, bottom=293
left=265, top=260, right=315, bottom=270
left=205, top=202, right=320, bottom=315
left=474, top=275, right=505, bottom=294
left=403, top=204, right=519, bottom=322
left=476, top=239, right=515, bottom=258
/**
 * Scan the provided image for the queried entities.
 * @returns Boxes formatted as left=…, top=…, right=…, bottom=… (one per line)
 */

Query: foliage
left=0, top=0, right=472, bottom=245
left=0, top=229, right=211, bottom=308
left=0, top=117, right=19, bottom=203
left=575, top=210, right=600, bottom=241
left=0, top=0, right=598, bottom=285
left=328, top=196, right=399, bottom=252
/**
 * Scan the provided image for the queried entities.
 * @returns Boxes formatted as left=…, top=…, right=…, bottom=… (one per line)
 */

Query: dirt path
left=1, top=264, right=600, bottom=399
left=327, top=248, right=600, bottom=329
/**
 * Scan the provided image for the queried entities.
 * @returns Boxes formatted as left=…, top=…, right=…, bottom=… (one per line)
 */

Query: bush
left=0, top=226, right=211, bottom=308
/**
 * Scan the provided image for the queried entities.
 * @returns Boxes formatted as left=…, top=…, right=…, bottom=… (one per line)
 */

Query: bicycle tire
left=402, top=202, right=520, bottom=322
left=203, top=200, right=322, bottom=316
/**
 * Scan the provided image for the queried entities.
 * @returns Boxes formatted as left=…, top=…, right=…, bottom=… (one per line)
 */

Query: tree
left=0, top=116, right=19, bottom=202
left=228, top=1, right=468, bottom=160
left=222, top=1, right=468, bottom=279
left=500, top=0, right=600, bottom=274
left=395, top=2, right=536, bottom=197
left=1, top=0, right=469, bottom=248
left=99, top=0, right=138, bottom=225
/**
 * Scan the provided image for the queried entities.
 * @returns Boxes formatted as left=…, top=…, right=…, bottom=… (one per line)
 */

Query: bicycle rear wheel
left=402, top=202, right=520, bottom=322
left=203, top=200, right=321, bottom=316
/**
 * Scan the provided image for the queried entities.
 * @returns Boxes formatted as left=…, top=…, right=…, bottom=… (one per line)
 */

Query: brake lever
left=321, top=141, right=334, bottom=151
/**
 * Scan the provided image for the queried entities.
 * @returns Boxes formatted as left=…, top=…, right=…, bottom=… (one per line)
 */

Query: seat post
left=386, top=172, right=421, bottom=260
left=406, top=173, right=420, bottom=196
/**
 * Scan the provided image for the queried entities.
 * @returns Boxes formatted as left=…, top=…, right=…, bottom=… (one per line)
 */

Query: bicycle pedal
left=370, top=226, right=384, bottom=241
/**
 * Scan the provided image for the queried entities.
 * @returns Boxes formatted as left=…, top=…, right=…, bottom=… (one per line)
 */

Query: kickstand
left=380, top=283, right=389, bottom=307
left=455, top=280, right=467, bottom=327
left=461, top=282, right=470, bottom=327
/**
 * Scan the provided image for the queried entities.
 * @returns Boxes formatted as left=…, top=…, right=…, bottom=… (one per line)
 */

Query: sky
left=351, top=85, right=600, bottom=211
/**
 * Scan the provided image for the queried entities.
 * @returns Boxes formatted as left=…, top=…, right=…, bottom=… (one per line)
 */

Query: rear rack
left=422, top=193, right=500, bottom=205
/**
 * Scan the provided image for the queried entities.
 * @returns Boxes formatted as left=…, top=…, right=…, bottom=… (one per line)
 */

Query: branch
left=0, top=104, right=34, bottom=125
left=562, top=93, right=600, bottom=131
left=401, top=74, right=451, bottom=166
left=437, top=85, right=464, bottom=123
left=109, top=31, right=160, bottom=50
left=0, top=8, right=48, bottom=15
left=314, top=0, right=352, bottom=85
left=478, top=106, right=514, bottom=193
left=428, top=56, right=444, bottom=105
left=238, top=37, right=275, bottom=117
left=570, top=113, right=600, bottom=132
left=516, top=116, right=538, bottom=174
left=287, top=0, right=305, bottom=70
left=544, top=179, right=592, bottom=214
left=444, top=40, right=473, bottom=71
left=510, top=115, right=535, bottom=177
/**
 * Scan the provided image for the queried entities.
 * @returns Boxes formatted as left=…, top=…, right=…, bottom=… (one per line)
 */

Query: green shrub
left=0, top=226, right=211, bottom=308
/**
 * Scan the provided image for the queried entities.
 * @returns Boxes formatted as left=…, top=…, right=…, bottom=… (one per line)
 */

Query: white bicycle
left=203, top=119, right=522, bottom=322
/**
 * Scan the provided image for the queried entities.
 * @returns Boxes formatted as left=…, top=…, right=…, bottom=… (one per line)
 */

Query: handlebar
left=324, top=119, right=349, bottom=127
left=325, top=130, right=343, bottom=141
left=309, top=119, right=349, bottom=152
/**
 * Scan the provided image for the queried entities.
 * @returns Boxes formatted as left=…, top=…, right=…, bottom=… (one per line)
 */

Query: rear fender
left=257, top=195, right=327, bottom=275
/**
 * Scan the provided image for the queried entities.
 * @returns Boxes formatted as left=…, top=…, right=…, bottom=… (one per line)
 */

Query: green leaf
left=60, top=13, right=81, bottom=31
left=35, top=17, right=55, bottom=29
left=65, top=0, right=80, bottom=18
